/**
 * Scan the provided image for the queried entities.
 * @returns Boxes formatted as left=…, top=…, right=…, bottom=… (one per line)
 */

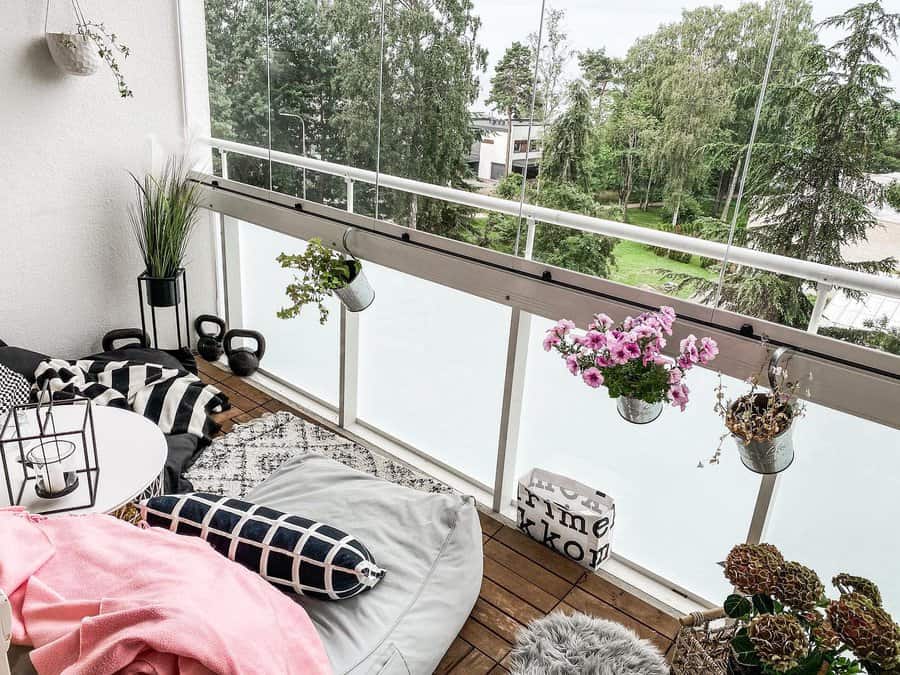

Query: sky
left=469, top=0, right=900, bottom=111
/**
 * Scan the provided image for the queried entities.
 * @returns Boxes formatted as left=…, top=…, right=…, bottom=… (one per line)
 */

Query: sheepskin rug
left=508, top=612, right=669, bottom=675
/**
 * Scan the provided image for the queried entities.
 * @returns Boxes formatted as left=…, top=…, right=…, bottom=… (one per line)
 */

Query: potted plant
left=129, top=159, right=202, bottom=307
left=710, top=362, right=805, bottom=473
left=277, top=238, right=374, bottom=324
left=544, top=306, right=718, bottom=423
left=722, top=542, right=900, bottom=675
left=45, top=0, right=132, bottom=97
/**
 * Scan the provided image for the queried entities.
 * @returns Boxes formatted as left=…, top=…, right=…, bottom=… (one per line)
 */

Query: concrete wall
left=0, top=1, right=216, bottom=358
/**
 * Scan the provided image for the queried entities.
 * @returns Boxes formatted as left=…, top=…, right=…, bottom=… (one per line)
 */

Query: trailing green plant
left=63, top=0, right=132, bottom=97
left=128, top=159, right=202, bottom=279
left=722, top=542, right=900, bottom=674
left=277, top=239, right=360, bottom=325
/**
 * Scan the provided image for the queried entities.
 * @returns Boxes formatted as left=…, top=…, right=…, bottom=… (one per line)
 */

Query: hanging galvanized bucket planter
left=334, top=265, right=375, bottom=312
left=731, top=409, right=795, bottom=474
left=616, top=396, right=664, bottom=425
left=334, top=229, right=375, bottom=312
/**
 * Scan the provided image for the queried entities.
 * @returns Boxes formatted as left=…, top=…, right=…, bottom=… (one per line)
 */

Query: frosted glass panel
left=766, top=408, right=900, bottom=615
left=516, top=315, right=759, bottom=602
left=239, top=222, right=340, bottom=405
left=357, top=263, right=510, bottom=486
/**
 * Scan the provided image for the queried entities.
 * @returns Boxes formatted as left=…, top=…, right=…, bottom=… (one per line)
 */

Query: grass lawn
left=609, top=241, right=717, bottom=299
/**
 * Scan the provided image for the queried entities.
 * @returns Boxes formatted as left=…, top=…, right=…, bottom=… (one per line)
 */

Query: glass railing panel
left=356, top=261, right=510, bottom=487
left=515, top=313, right=760, bottom=602
left=238, top=221, right=340, bottom=406
left=765, top=405, right=900, bottom=615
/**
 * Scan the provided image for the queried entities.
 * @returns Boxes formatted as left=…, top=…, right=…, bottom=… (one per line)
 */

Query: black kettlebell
left=195, top=314, right=227, bottom=362
left=224, top=329, right=266, bottom=377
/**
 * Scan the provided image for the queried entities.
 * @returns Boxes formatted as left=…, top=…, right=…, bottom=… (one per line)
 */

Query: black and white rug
left=186, top=411, right=451, bottom=497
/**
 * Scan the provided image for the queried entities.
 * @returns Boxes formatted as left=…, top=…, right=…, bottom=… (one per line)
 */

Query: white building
left=468, top=114, right=544, bottom=182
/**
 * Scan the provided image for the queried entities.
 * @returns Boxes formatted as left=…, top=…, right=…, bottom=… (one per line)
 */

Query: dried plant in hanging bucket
left=707, top=347, right=807, bottom=473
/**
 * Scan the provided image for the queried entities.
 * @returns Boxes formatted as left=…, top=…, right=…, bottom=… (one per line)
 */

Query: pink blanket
left=0, top=507, right=332, bottom=675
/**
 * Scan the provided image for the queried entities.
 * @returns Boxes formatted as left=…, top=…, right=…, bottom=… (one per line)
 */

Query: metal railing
left=207, top=137, right=900, bottom=312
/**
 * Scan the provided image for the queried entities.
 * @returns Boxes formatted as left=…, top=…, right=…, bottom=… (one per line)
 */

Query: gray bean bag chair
left=247, top=454, right=483, bottom=675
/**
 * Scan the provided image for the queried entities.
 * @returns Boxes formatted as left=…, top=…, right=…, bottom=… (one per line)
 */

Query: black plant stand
left=137, top=268, right=191, bottom=352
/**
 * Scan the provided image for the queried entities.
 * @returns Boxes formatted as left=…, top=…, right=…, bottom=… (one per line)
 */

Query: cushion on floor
left=246, top=454, right=482, bottom=675
left=0, top=345, right=50, bottom=383
left=141, top=492, right=385, bottom=600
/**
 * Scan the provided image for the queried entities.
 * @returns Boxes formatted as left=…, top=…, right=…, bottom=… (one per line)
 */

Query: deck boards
left=198, top=360, right=680, bottom=672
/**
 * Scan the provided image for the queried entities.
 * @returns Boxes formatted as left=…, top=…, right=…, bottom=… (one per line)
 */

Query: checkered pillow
left=140, top=492, right=385, bottom=600
left=0, top=363, right=29, bottom=416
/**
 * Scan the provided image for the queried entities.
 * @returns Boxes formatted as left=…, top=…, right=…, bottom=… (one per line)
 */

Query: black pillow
left=141, top=492, right=386, bottom=600
left=0, top=346, right=50, bottom=383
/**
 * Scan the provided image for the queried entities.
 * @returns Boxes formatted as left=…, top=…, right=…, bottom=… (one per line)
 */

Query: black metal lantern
left=0, top=392, right=100, bottom=514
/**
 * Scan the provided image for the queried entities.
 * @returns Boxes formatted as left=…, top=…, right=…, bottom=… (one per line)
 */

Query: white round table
left=1, top=405, right=167, bottom=516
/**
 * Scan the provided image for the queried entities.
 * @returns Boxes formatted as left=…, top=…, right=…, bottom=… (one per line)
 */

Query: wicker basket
left=670, top=608, right=738, bottom=675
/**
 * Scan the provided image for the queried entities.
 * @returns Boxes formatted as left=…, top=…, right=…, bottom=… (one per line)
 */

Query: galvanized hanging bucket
left=732, top=347, right=796, bottom=474
left=334, top=229, right=375, bottom=312
left=732, top=419, right=795, bottom=474
left=616, top=396, right=664, bottom=424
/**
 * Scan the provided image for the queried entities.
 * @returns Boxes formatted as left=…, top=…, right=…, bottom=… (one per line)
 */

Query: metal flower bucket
left=732, top=421, right=795, bottom=474
left=334, top=229, right=375, bottom=312
left=334, top=267, right=375, bottom=312
left=616, top=396, right=664, bottom=424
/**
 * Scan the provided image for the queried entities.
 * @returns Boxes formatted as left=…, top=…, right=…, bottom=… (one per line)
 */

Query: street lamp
left=278, top=111, right=307, bottom=201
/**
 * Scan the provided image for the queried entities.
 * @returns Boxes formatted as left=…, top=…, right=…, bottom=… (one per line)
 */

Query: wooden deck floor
left=197, top=360, right=682, bottom=674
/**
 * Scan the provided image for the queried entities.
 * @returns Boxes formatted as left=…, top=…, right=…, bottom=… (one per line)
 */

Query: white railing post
left=746, top=474, right=780, bottom=544
left=493, top=307, right=532, bottom=515
left=339, top=177, right=360, bottom=428
left=218, top=150, right=244, bottom=330
left=524, top=216, right=537, bottom=261
left=807, top=282, right=833, bottom=334
left=345, top=177, right=354, bottom=214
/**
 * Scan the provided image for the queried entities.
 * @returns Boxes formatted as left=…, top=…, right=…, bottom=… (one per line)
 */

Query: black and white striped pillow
left=140, top=492, right=385, bottom=600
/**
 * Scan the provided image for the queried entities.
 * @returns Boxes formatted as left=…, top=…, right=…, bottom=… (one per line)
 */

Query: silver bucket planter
left=733, top=424, right=795, bottom=474
left=334, top=268, right=375, bottom=312
left=46, top=33, right=102, bottom=76
left=616, top=397, right=664, bottom=424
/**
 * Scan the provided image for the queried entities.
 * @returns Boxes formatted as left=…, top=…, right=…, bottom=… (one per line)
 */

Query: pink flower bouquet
left=544, top=306, right=718, bottom=411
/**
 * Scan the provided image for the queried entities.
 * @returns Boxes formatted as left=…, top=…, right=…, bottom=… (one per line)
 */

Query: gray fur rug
left=508, top=612, right=669, bottom=675
left=186, top=411, right=451, bottom=497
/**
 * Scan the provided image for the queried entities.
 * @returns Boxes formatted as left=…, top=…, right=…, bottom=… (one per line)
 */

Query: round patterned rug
left=186, top=411, right=451, bottom=497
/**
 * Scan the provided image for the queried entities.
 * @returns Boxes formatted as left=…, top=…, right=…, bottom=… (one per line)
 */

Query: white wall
left=0, top=1, right=216, bottom=357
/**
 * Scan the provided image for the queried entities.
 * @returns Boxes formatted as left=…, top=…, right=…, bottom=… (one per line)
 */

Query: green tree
left=529, top=7, right=570, bottom=122
left=578, top=48, right=620, bottom=106
left=712, top=1, right=900, bottom=326
left=541, top=81, right=593, bottom=189
left=487, top=42, right=535, bottom=174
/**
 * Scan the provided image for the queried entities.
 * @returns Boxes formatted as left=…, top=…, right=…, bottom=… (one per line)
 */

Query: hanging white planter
left=45, top=32, right=102, bottom=76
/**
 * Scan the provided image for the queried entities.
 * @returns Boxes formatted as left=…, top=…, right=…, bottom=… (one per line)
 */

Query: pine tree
left=487, top=42, right=535, bottom=174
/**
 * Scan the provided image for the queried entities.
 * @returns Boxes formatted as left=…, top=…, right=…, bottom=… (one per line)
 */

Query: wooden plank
left=213, top=382, right=259, bottom=414
left=211, top=406, right=244, bottom=424
left=488, top=665, right=510, bottom=675
left=448, top=648, right=495, bottom=675
left=197, top=359, right=227, bottom=381
left=220, top=375, right=271, bottom=406
left=458, top=617, right=512, bottom=662
left=471, top=599, right=526, bottom=645
left=561, top=588, right=672, bottom=653
left=578, top=572, right=681, bottom=638
left=480, top=579, right=544, bottom=627
left=262, top=398, right=307, bottom=417
left=493, top=526, right=585, bottom=583
left=478, top=510, right=503, bottom=537
left=483, top=539, right=573, bottom=600
left=434, top=637, right=472, bottom=675
left=483, top=556, right=558, bottom=613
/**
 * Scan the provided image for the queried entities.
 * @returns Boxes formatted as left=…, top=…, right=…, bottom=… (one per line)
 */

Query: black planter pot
left=145, top=276, right=182, bottom=308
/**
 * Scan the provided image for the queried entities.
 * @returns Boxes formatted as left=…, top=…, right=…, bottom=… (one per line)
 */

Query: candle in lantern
left=26, top=440, right=77, bottom=498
